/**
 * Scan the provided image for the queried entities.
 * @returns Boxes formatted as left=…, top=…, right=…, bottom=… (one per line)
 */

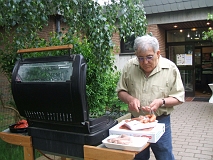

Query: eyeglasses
left=137, top=55, right=154, bottom=62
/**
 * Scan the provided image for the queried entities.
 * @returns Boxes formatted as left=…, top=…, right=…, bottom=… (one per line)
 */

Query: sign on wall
left=176, top=54, right=192, bottom=65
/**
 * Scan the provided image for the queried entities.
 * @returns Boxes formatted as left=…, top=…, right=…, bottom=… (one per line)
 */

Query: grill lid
left=12, top=45, right=116, bottom=134
left=12, top=54, right=89, bottom=123
left=11, top=45, right=107, bottom=132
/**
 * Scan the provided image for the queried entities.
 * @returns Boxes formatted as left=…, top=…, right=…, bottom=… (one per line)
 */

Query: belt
left=131, top=114, right=170, bottom=119
left=156, top=114, right=170, bottom=120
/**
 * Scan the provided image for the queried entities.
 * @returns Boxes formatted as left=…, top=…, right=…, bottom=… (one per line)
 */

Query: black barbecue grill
left=11, top=45, right=117, bottom=157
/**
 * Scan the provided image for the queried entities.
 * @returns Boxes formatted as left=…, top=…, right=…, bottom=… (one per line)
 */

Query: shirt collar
left=133, top=56, right=171, bottom=76
left=158, top=56, right=170, bottom=69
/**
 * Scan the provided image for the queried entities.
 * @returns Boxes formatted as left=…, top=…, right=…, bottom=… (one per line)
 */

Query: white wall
left=114, top=54, right=136, bottom=71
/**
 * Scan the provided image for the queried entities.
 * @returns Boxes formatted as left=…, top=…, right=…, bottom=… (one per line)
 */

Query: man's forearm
left=118, top=91, right=134, bottom=104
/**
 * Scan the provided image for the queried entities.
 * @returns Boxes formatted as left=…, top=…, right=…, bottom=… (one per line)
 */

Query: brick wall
left=112, top=32, right=120, bottom=54
left=147, top=24, right=166, bottom=57
left=37, top=16, right=56, bottom=40
left=37, top=16, right=69, bottom=40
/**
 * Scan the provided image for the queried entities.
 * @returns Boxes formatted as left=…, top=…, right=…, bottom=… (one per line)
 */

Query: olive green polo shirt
left=116, top=56, right=185, bottom=117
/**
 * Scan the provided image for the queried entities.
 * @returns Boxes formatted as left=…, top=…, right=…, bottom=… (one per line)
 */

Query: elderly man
left=116, top=35, right=185, bottom=160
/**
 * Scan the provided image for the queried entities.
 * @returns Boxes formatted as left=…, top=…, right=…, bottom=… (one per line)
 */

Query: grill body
left=11, top=53, right=117, bottom=157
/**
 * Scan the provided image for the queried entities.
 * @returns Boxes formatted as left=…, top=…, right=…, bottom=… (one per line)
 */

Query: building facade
left=116, top=0, right=213, bottom=97
left=0, top=0, right=213, bottom=98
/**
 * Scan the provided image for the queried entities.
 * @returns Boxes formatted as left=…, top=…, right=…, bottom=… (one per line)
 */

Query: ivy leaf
left=73, top=0, right=78, bottom=5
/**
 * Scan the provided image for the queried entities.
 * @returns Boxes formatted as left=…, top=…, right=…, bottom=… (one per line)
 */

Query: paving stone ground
left=150, top=102, right=213, bottom=160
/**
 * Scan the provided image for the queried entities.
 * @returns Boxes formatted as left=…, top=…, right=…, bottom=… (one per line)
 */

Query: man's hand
left=128, top=98, right=141, bottom=113
left=141, top=99, right=162, bottom=112
left=118, top=91, right=141, bottom=113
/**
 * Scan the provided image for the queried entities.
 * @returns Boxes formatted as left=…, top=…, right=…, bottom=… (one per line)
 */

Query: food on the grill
left=125, top=114, right=156, bottom=123
left=107, top=134, right=132, bottom=145
left=14, top=119, right=28, bottom=129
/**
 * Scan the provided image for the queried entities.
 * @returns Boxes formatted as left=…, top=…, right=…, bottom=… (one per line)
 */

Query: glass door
left=194, top=48, right=202, bottom=89
left=168, top=44, right=195, bottom=97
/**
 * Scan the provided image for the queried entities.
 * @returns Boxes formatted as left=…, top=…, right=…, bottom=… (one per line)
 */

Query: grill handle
left=17, top=44, right=73, bottom=54
left=17, top=44, right=73, bottom=61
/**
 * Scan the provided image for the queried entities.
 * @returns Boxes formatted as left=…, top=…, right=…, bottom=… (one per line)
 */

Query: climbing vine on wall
left=0, top=0, right=147, bottom=115
left=202, top=13, right=213, bottom=42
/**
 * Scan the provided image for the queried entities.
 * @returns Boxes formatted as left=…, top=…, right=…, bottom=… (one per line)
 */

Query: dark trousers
left=133, top=114, right=174, bottom=160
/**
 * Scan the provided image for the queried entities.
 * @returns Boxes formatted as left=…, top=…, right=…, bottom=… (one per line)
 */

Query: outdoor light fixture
left=187, top=33, right=190, bottom=37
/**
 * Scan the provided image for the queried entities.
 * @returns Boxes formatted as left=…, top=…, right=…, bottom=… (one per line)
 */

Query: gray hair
left=133, top=35, right=159, bottom=53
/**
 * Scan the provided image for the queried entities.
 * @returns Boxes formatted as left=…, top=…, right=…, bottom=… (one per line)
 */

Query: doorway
left=167, top=44, right=194, bottom=97
left=194, top=46, right=213, bottom=97
left=166, top=27, right=213, bottom=98
left=167, top=43, right=213, bottom=98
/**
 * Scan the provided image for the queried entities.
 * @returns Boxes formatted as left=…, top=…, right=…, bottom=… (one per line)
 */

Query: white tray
left=124, top=120, right=158, bottom=131
left=102, top=135, right=149, bottom=152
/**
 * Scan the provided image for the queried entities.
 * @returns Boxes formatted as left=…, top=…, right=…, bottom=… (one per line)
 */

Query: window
left=120, top=33, right=135, bottom=53
left=167, top=28, right=209, bottom=43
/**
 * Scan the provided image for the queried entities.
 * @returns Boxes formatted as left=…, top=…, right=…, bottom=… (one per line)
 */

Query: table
left=0, top=129, right=34, bottom=160
left=0, top=129, right=75, bottom=160
left=208, top=83, right=213, bottom=103
left=84, top=143, right=149, bottom=160
left=0, top=114, right=149, bottom=160
left=0, top=129, right=149, bottom=160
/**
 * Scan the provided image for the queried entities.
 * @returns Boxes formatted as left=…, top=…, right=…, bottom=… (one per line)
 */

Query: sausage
left=131, top=117, right=144, bottom=121
left=125, top=114, right=156, bottom=124
left=116, top=139, right=131, bottom=145
left=149, top=114, right=156, bottom=122
left=143, top=119, right=149, bottom=123
left=145, top=114, right=152, bottom=118
left=107, top=135, right=132, bottom=145
left=119, top=134, right=131, bottom=140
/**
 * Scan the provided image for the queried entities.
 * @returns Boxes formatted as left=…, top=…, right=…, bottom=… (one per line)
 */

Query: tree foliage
left=202, top=13, right=213, bottom=42
left=0, top=0, right=147, bottom=115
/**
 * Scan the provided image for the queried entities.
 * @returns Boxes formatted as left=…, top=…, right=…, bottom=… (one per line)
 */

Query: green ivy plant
left=0, top=0, right=147, bottom=116
left=202, top=13, right=213, bottom=41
